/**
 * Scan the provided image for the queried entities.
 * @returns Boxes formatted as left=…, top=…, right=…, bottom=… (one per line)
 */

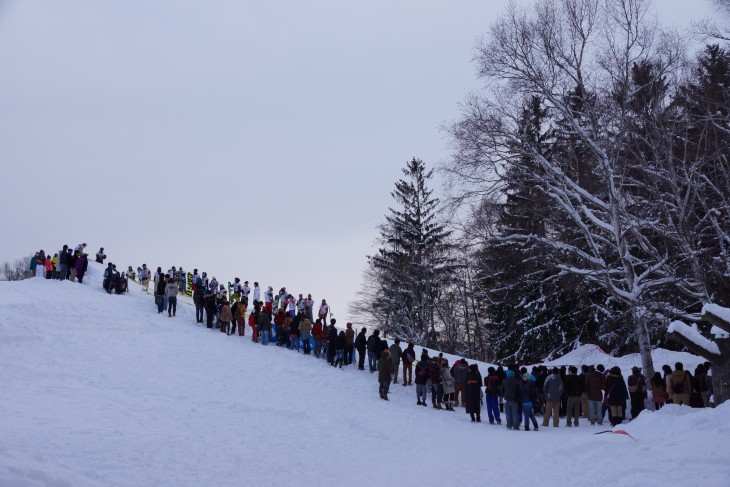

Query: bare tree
left=0, top=255, right=34, bottom=281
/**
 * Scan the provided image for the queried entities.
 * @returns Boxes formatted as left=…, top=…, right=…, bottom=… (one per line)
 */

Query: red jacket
left=312, top=322, right=325, bottom=339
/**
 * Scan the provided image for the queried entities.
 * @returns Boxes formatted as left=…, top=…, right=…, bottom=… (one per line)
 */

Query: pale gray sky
left=0, top=0, right=718, bottom=322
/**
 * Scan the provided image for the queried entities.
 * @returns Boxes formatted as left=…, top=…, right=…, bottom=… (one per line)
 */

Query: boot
left=421, top=401, right=427, bottom=407
left=173, top=311, right=176, bottom=317
left=417, top=400, right=423, bottom=406
left=168, top=311, right=172, bottom=317
left=384, top=394, right=389, bottom=401
left=380, top=391, right=385, bottom=399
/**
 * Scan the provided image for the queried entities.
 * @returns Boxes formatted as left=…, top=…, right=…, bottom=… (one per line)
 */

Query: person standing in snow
left=464, top=364, right=483, bottom=422
left=95, top=247, right=106, bottom=264
left=366, top=330, right=380, bottom=373
left=204, top=289, right=217, bottom=328
left=585, top=366, right=604, bottom=425
left=318, top=299, right=329, bottom=324
left=233, top=300, right=246, bottom=336
left=650, top=372, right=668, bottom=410
left=564, top=366, right=583, bottom=427
left=415, top=352, right=430, bottom=406
left=452, top=359, right=470, bottom=407
left=519, top=373, right=539, bottom=431
left=74, top=243, right=87, bottom=254
left=542, top=368, right=563, bottom=428
left=355, top=327, right=367, bottom=370
left=193, top=284, right=205, bottom=323
left=303, top=293, right=314, bottom=320
left=484, top=367, right=502, bottom=424
left=500, top=369, right=521, bottom=429
left=604, top=366, right=629, bottom=426
left=263, top=286, right=274, bottom=314
left=378, top=348, right=394, bottom=400
left=44, top=255, right=53, bottom=279
left=166, top=277, right=179, bottom=317
left=57, top=245, right=68, bottom=280
left=219, top=299, right=232, bottom=335
left=75, top=253, right=88, bottom=284
left=441, top=361, right=456, bottom=411
left=326, top=319, right=338, bottom=365
left=300, top=316, right=312, bottom=354
left=400, top=342, right=415, bottom=386
left=257, top=307, right=272, bottom=345
left=241, top=281, right=251, bottom=308
left=389, top=338, right=402, bottom=384
left=668, top=362, right=693, bottom=406
left=252, top=282, right=260, bottom=305
left=627, top=366, right=646, bottom=419
left=429, top=356, right=444, bottom=410
left=333, top=330, right=346, bottom=367
left=312, top=319, right=325, bottom=358
left=345, top=322, right=355, bottom=365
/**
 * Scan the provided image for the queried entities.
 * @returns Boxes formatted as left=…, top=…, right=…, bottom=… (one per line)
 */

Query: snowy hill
left=1, top=262, right=729, bottom=487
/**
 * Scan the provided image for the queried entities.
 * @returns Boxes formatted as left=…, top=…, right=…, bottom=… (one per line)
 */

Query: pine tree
left=368, top=158, right=454, bottom=347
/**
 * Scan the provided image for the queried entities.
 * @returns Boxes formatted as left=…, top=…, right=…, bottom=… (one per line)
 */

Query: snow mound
left=541, top=343, right=704, bottom=372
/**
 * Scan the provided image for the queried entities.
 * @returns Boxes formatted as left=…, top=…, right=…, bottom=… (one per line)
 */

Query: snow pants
left=486, top=393, right=501, bottom=423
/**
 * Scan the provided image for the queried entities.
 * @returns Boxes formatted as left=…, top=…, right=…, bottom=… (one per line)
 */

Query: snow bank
left=1, top=263, right=728, bottom=487
left=668, top=320, right=720, bottom=356
left=541, top=343, right=704, bottom=372
left=703, top=302, right=730, bottom=327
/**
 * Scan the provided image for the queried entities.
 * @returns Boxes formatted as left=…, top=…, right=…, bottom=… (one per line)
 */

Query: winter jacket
left=256, top=311, right=272, bottom=332
left=45, top=258, right=53, bottom=272
left=193, top=288, right=204, bottom=305
left=75, top=255, right=87, bottom=273
left=327, top=325, right=338, bottom=343
left=312, top=322, right=325, bottom=339
left=441, top=367, right=456, bottom=394
left=378, top=353, right=394, bottom=382
left=165, top=281, right=179, bottom=298
left=389, top=343, right=402, bottom=364
left=355, top=331, right=367, bottom=351
left=289, top=319, right=300, bottom=336
left=366, top=335, right=379, bottom=353
left=414, top=360, right=431, bottom=385
left=300, top=319, right=312, bottom=334
left=345, top=327, right=355, bottom=345
left=219, top=304, right=232, bottom=322
left=464, top=370, right=483, bottom=414
left=204, top=293, right=217, bottom=313
left=30, top=256, right=37, bottom=271
left=401, top=345, right=416, bottom=365
left=233, top=303, right=246, bottom=320
left=335, top=334, right=346, bottom=350
left=585, top=372, right=604, bottom=401
left=452, top=362, right=470, bottom=385
left=374, top=339, right=388, bottom=359
left=564, top=374, right=583, bottom=397
left=627, top=373, right=646, bottom=394
left=668, top=370, right=692, bottom=396
left=500, top=371, right=521, bottom=402
left=604, top=373, right=628, bottom=406
left=518, top=378, right=536, bottom=405
left=428, top=362, right=442, bottom=384
left=484, top=374, right=500, bottom=396
left=543, top=374, right=564, bottom=402
left=156, top=278, right=167, bottom=296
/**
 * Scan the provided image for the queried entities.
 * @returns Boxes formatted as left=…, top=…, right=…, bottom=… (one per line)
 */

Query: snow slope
left=1, top=262, right=729, bottom=487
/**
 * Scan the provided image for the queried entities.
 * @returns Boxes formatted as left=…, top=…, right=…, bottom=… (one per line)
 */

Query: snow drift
left=1, top=262, right=728, bottom=487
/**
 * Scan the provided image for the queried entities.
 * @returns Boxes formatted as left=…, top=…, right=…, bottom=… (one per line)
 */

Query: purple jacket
left=75, top=255, right=87, bottom=273
left=428, top=362, right=442, bottom=384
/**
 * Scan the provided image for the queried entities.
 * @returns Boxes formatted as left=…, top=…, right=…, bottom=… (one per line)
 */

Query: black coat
left=464, top=371, right=483, bottom=414
left=604, top=374, right=628, bottom=406
left=355, top=331, right=367, bottom=351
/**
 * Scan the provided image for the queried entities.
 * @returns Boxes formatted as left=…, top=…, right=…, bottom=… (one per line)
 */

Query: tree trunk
left=712, top=339, right=730, bottom=406
left=634, top=307, right=656, bottom=379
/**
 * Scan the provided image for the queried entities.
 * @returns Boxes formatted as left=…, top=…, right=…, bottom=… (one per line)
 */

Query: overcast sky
left=0, top=0, right=718, bottom=323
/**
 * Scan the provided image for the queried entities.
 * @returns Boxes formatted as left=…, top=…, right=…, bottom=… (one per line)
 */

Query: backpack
left=672, top=373, right=686, bottom=394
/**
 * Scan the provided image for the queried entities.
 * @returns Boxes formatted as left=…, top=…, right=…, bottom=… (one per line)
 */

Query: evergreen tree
left=368, top=158, right=454, bottom=347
